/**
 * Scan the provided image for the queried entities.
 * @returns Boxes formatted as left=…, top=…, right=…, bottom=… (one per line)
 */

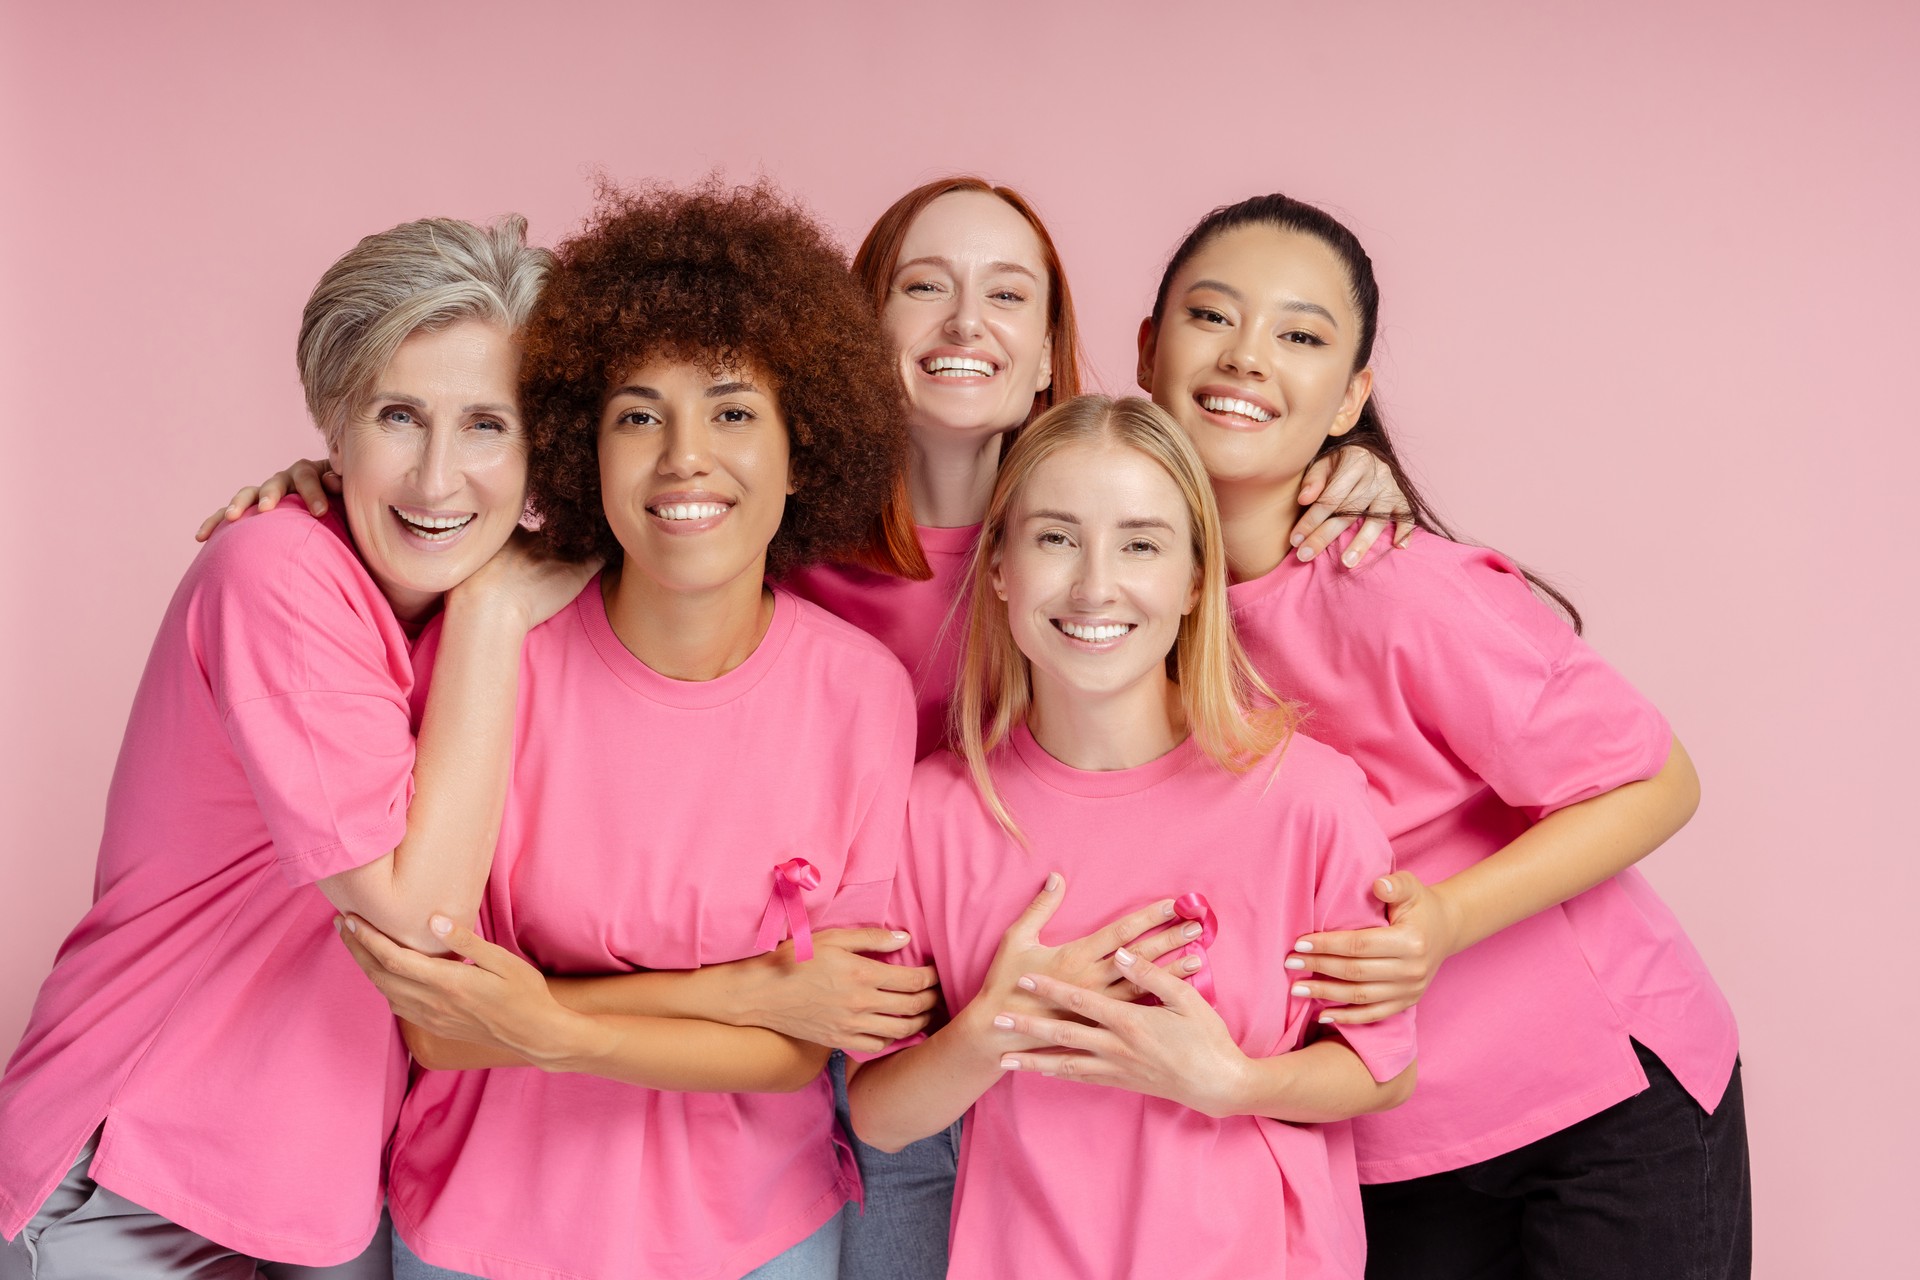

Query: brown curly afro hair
left=523, top=179, right=908, bottom=579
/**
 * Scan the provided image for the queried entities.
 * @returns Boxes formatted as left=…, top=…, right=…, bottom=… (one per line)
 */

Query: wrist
left=445, top=577, right=538, bottom=636
left=1424, top=878, right=1474, bottom=956
left=1199, top=1046, right=1263, bottom=1120
left=539, top=1007, right=614, bottom=1074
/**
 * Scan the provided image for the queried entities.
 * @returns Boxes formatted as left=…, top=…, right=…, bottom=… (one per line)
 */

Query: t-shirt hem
left=87, top=1145, right=381, bottom=1266
left=1354, top=1072, right=1646, bottom=1185
left=393, top=1181, right=850, bottom=1280
left=276, top=811, right=410, bottom=886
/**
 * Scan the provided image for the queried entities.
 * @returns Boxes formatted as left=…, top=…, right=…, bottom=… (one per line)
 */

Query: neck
left=1026, top=670, right=1186, bottom=772
left=1214, top=472, right=1307, bottom=584
left=602, top=561, right=772, bottom=681
left=907, top=423, right=1009, bottom=528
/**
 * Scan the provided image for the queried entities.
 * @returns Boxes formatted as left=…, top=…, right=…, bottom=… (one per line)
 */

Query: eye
left=1124, top=537, right=1161, bottom=555
left=717, top=407, right=756, bottom=424
left=1037, top=529, right=1073, bottom=549
left=990, top=288, right=1028, bottom=304
left=472, top=416, right=510, bottom=433
left=615, top=407, right=660, bottom=428
left=1186, top=306, right=1229, bottom=326
left=1281, top=330, right=1326, bottom=346
left=378, top=406, right=418, bottom=426
left=903, top=280, right=945, bottom=297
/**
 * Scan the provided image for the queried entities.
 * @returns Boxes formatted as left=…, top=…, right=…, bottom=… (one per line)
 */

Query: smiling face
left=884, top=189, right=1054, bottom=443
left=991, top=440, right=1198, bottom=713
left=328, top=318, right=528, bottom=622
left=1137, top=223, right=1373, bottom=495
left=596, top=356, right=792, bottom=596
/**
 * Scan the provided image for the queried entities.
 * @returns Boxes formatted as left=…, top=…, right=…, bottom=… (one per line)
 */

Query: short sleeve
left=198, top=518, right=417, bottom=886
left=1393, top=542, right=1672, bottom=820
left=1304, top=753, right=1417, bottom=1083
left=814, top=664, right=916, bottom=935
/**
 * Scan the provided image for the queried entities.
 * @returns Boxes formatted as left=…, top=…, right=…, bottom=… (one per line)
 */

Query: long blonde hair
left=952, top=394, right=1295, bottom=837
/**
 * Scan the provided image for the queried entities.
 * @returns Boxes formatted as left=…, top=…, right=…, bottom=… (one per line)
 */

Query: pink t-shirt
left=1229, top=530, right=1738, bottom=1184
left=891, top=730, right=1414, bottom=1280
left=0, top=505, right=416, bottom=1263
left=388, top=583, right=915, bottom=1280
left=783, top=522, right=978, bottom=758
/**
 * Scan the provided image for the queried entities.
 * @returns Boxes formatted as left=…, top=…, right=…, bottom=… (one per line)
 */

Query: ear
left=1035, top=329, right=1054, bottom=395
left=1135, top=317, right=1158, bottom=393
left=1329, top=367, right=1375, bottom=438
left=1184, top=561, right=1201, bottom=615
left=325, top=426, right=346, bottom=477
left=990, top=551, right=1008, bottom=603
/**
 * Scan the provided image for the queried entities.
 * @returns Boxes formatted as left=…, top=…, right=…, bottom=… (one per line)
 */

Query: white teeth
left=1059, top=621, right=1133, bottom=642
left=393, top=509, right=474, bottom=541
left=651, top=502, right=729, bottom=521
left=1200, top=395, right=1274, bottom=422
left=924, top=356, right=995, bottom=377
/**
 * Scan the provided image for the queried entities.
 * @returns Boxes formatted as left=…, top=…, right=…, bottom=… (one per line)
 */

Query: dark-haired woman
left=1138, top=195, right=1748, bottom=1278
left=334, top=183, right=919, bottom=1280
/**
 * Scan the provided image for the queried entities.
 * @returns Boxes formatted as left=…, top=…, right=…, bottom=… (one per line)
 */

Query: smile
left=1054, top=619, right=1135, bottom=643
left=391, top=508, right=475, bottom=542
left=648, top=502, right=731, bottom=521
left=1198, top=394, right=1274, bottom=423
left=922, top=355, right=996, bottom=379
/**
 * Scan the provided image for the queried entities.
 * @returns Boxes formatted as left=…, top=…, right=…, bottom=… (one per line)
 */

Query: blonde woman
left=848, top=395, right=1417, bottom=1279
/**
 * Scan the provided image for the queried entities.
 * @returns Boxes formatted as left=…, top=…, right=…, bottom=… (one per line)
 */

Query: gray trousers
left=1, top=1135, right=391, bottom=1280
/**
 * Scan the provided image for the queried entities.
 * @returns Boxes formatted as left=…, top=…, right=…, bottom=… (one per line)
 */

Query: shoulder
left=1255, top=731, right=1373, bottom=809
left=781, top=588, right=915, bottom=689
left=189, top=505, right=383, bottom=621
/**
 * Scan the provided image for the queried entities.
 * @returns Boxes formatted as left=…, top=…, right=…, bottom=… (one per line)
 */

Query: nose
left=657, top=416, right=714, bottom=479
left=944, top=283, right=987, bottom=343
left=415, top=423, right=459, bottom=502
left=1068, top=545, right=1119, bottom=610
left=1219, top=333, right=1270, bottom=380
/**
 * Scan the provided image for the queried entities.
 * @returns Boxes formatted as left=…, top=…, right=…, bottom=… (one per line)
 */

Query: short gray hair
left=297, top=215, right=551, bottom=442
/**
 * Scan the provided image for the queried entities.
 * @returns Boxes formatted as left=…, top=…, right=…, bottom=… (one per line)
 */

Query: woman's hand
left=730, top=927, right=942, bottom=1055
left=1287, top=872, right=1462, bottom=1024
left=956, top=872, right=1202, bottom=1052
left=194, top=458, right=336, bottom=541
left=1289, top=446, right=1414, bottom=567
left=336, top=912, right=588, bottom=1068
left=995, top=945, right=1252, bottom=1119
left=450, top=529, right=602, bottom=633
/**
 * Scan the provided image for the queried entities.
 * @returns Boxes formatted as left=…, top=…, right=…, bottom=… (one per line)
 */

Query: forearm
left=549, top=960, right=760, bottom=1023
left=403, top=1020, right=533, bottom=1071
left=847, top=1007, right=1000, bottom=1153
left=1227, top=1040, right=1415, bottom=1123
left=318, top=591, right=529, bottom=951
left=547, top=1008, right=829, bottom=1092
left=1436, top=736, right=1699, bottom=954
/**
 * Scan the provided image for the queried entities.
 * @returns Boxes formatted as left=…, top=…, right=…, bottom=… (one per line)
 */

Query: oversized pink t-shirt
left=0, top=505, right=416, bottom=1263
left=890, top=730, right=1415, bottom=1280
left=783, top=522, right=978, bottom=758
left=388, top=583, right=915, bottom=1280
left=1229, top=530, right=1737, bottom=1183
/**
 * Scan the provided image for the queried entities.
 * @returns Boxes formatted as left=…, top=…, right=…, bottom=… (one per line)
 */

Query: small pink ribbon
left=1173, top=892, right=1218, bottom=1004
left=755, top=858, right=821, bottom=962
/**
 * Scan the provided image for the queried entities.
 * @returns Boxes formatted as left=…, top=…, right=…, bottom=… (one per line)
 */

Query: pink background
left=2, top=2, right=1912, bottom=1272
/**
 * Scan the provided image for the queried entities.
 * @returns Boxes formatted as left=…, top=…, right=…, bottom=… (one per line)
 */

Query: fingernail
left=430, top=915, right=452, bottom=936
left=1378, top=878, right=1394, bottom=893
left=1290, top=530, right=1305, bottom=547
left=1285, top=956, right=1305, bottom=970
left=992, top=1014, right=1014, bottom=1029
left=1297, top=546, right=1316, bottom=562
left=1317, top=1013, right=1334, bottom=1024
left=333, top=916, right=343, bottom=933
left=1184, top=956, right=1202, bottom=971
left=344, top=917, right=357, bottom=934
left=1342, top=550, right=1358, bottom=567
left=1291, top=983, right=1311, bottom=998
left=1294, top=940, right=1314, bottom=953
left=1160, top=900, right=1176, bottom=919
left=1182, top=922, right=1203, bottom=939
left=1017, top=976, right=1037, bottom=990
left=893, top=931, right=910, bottom=941
left=1115, top=947, right=1136, bottom=967
left=1044, top=872, right=1062, bottom=892
left=999, top=1056, right=1021, bottom=1071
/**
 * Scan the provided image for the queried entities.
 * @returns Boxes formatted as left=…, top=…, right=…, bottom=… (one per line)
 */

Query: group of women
left=0, top=173, right=1748, bottom=1280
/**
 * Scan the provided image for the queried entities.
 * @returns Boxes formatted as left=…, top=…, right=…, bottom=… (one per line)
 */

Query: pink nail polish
left=993, top=1014, right=1014, bottom=1029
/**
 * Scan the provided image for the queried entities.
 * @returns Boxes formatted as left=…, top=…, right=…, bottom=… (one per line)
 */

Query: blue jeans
left=831, top=1052, right=960, bottom=1280
left=391, top=1210, right=844, bottom=1280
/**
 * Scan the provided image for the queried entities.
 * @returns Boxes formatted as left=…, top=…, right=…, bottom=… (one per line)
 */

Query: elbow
left=762, top=1043, right=832, bottom=1095
left=1666, top=737, right=1701, bottom=828
left=1366, top=1060, right=1417, bottom=1114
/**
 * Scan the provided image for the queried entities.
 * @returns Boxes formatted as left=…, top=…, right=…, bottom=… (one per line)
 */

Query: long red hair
left=847, top=177, right=1084, bottom=579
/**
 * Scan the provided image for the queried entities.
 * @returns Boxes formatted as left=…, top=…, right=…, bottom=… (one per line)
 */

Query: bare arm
left=1293, top=736, right=1701, bottom=1023
left=341, top=915, right=827, bottom=1093
left=315, top=536, right=596, bottom=953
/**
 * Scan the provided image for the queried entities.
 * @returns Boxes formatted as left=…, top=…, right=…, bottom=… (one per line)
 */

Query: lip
left=645, top=489, right=736, bottom=536
left=1050, top=616, right=1138, bottom=651
left=915, top=345, right=1002, bottom=381
left=389, top=504, right=479, bottom=548
left=1193, top=384, right=1280, bottom=429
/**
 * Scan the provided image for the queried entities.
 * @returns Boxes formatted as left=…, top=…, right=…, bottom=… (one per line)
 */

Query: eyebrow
left=1024, top=509, right=1176, bottom=533
left=896, top=255, right=1041, bottom=282
left=1185, top=279, right=1340, bottom=327
left=368, top=392, right=516, bottom=416
left=607, top=381, right=763, bottom=400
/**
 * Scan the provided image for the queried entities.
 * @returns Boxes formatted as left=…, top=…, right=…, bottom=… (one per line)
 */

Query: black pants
left=1362, top=1042, right=1750, bottom=1280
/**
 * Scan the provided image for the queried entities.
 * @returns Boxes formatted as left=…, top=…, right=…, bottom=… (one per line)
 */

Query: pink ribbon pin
left=755, top=858, right=822, bottom=962
left=1173, top=892, right=1218, bottom=1004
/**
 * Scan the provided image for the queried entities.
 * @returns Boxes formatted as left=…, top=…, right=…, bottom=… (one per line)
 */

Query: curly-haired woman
left=330, top=182, right=921, bottom=1280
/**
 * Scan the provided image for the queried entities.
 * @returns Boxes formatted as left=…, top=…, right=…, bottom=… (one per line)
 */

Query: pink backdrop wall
left=2, top=2, right=1912, bottom=1272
